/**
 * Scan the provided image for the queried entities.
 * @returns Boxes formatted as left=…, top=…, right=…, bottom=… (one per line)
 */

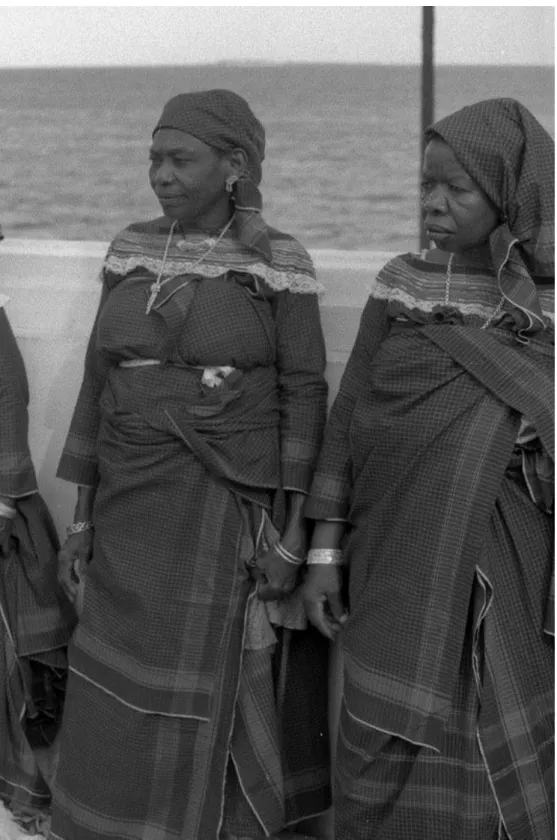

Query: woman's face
left=149, top=129, right=230, bottom=226
left=421, top=138, right=500, bottom=255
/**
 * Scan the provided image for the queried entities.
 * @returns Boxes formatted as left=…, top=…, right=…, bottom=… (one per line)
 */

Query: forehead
left=423, top=138, right=469, bottom=178
left=150, top=128, right=212, bottom=155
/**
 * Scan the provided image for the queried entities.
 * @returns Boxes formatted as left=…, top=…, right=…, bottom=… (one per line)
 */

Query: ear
left=223, top=148, right=248, bottom=179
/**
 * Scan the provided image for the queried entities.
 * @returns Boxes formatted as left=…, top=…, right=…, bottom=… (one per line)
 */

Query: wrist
left=66, top=521, right=94, bottom=538
left=74, top=486, right=96, bottom=521
left=285, top=491, right=306, bottom=521
left=0, top=500, right=16, bottom=519
left=307, top=548, right=345, bottom=567
left=275, top=541, right=305, bottom=567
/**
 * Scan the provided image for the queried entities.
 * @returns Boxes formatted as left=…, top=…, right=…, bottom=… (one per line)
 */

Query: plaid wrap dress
left=50, top=222, right=330, bottom=840
left=306, top=254, right=554, bottom=840
left=0, top=306, right=74, bottom=822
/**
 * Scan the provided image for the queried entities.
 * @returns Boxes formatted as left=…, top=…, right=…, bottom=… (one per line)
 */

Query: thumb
left=328, top=590, right=347, bottom=624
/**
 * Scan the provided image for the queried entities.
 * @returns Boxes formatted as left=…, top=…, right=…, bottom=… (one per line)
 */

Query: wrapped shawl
left=428, top=98, right=554, bottom=336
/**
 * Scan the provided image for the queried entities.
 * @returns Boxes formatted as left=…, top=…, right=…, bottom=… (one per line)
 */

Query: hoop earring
left=225, top=174, right=239, bottom=193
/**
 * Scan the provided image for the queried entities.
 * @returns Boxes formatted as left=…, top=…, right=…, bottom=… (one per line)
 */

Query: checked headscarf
left=154, top=89, right=272, bottom=262
left=428, top=98, right=554, bottom=336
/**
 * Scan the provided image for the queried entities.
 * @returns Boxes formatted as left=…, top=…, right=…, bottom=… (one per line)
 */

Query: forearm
left=73, top=485, right=97, bottom=522
left=284, top=490, right=306, bottom=527
left=276, top=292, right=328, bottom=493
left=311, top=520, right=347, bottom=550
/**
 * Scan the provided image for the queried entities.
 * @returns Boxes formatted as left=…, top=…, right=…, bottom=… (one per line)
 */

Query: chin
left=160, top=207, right=182, bottom=220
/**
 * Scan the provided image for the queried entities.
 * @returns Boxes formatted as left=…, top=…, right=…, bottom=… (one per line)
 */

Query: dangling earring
left=225, top=174, right=239, bottom=193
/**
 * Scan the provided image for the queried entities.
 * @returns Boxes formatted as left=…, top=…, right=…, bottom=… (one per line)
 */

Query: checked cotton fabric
left=306, top=255, right=554, bottom=840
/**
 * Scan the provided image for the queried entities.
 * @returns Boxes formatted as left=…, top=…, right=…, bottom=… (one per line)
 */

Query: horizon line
left=0, top=61, right=553, bottom=71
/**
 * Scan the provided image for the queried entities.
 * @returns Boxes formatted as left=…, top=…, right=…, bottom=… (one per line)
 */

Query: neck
left=453, top=243, right=493, bottom=267
left=176, top=205, right=233, bottom=236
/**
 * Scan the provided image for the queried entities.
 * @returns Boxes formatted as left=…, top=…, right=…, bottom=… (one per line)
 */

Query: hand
left=302, top=564, right=347, bottom=640
left=255, top=545, right=301, bottom=602
left=57, top=530, right=93, bottom=612
left=0, top=516, right=13, bottom=558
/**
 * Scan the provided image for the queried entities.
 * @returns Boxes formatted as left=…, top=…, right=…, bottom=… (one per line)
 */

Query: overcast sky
left=0, top=6, right=554, bottom=68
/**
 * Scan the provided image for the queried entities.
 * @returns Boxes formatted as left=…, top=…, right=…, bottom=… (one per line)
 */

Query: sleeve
left=56, top=275, right=111, bottom=487
left=274, top=290, right=328, bottom=494
left=304, top=294, right=390, bottom=521
left=0, top=308, right=38, bottom=497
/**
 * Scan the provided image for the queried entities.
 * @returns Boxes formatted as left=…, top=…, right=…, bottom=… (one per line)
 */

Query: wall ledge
left=0, top=237, right=397, bottom=267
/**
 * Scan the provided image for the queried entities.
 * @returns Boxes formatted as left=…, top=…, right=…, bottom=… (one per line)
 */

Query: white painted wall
left=1, top=238, right=393, bottom=536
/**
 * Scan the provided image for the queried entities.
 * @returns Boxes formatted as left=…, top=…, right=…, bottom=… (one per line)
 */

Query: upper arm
left=329, top=294, right=390, bottom=420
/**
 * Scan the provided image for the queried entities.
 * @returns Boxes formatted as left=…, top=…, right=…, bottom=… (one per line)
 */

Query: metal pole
left=420, top=6, right=435, bottom=249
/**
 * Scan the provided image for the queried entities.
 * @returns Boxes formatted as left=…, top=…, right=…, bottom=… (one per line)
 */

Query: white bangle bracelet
left=307, top=548, right=345, bottom=566
left=66, top=521, right=94, bottom=538
left=0, top=501, right=17, bottom=520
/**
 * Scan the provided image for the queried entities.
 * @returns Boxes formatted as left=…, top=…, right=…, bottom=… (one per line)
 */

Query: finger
left=75, top=579, right=86, bottom=617
left=305, top=600, right=335, bottom=641
left=58, top=565, right=78, bottom=604
left=328, top=591, right=347, bottom=624
left=60, top=578, right=77, bottom=605
left=257, top=583, right=282, bottom=602
left=250, top=565, right=266, bottom=583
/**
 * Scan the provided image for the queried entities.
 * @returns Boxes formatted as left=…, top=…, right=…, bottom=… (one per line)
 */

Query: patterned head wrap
left=153, top=89, right=272, bottom=262
left=427, top=98, right=554, bottom=336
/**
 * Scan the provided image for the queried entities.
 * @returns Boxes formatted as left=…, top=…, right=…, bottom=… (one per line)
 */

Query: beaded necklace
left=145, top=214, right=236, bottom=315
left=444, top=252, right=505, bottom=328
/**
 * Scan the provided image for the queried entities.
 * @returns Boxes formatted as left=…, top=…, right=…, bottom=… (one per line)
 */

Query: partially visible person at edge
left=49, top=89, right=330, bottom=840
left=302, top=98, right=554, bottom=840
left=0, top=292, right=74, bottom=833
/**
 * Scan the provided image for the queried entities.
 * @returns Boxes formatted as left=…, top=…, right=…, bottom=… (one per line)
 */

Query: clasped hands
left=254, top=522, right=348, bottom=641
left=57, top=529, right=93, bottom=615
left=254, top=522, right=305, bottom=602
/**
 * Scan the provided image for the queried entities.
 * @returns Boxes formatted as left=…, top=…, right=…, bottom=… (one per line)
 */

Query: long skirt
left=0, top=495, right=72, bottom=827
left=50, top=365, right=331, bottom=840
left=335, top=602, right=499, bottom=840
left=50, top=629, right=330, bottom=840
left=335, top=477, right=553, bottom=840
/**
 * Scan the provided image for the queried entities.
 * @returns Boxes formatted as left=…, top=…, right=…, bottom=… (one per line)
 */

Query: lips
left=157, top=195, right=186, bottom=203
left=425, top=223, right=452, bottom=235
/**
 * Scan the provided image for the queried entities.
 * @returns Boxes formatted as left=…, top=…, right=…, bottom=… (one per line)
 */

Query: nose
left=422, top=185, right=447, bottom=215
left=153, top=159, right=175, bottom=185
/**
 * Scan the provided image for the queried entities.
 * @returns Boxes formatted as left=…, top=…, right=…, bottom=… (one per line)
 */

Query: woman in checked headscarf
left=50, top=90, right=330, bottom=840
left=303, top=98, right=554, bottom=840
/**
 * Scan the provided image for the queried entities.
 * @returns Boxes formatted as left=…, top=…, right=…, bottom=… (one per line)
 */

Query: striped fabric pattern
left=102, top=219, right=324, bottom=296
left=371, top=253, right=554, bottom=326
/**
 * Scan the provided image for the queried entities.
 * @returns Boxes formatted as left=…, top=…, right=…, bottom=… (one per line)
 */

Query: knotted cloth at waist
left=106, top=359, right=281, bottom=504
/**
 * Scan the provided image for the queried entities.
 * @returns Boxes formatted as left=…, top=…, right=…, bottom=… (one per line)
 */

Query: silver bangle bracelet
left=307, top=548, right=345, bottom=566
left=66, top=521, right=94, bottom=538
left=275, top=541, right=305, bottom=566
